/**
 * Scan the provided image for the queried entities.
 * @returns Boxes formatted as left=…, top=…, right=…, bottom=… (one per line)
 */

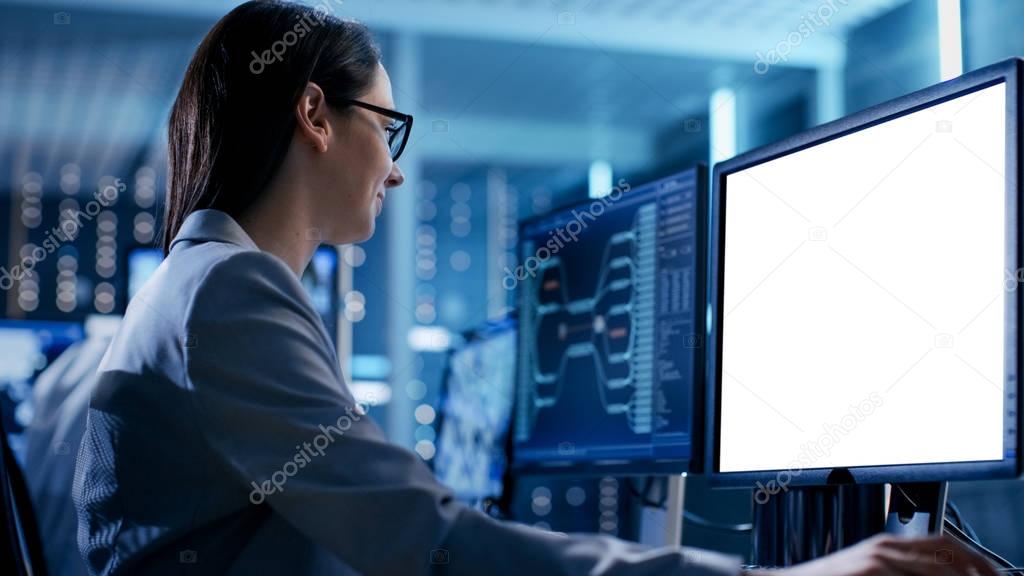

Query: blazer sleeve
left=183, top=250, right=742, bottom=576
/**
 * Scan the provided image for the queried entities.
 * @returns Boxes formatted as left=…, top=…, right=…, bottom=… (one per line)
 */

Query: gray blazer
left=72, top=209, right=742, bottom=576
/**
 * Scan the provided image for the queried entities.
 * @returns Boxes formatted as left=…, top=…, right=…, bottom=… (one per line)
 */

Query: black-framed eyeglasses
left=344, top=99, right=414, bottom=162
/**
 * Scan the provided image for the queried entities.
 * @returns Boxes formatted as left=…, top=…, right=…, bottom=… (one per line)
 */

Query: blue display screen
left=0, top=320, right=84, bottom=384
left=514, top=170, right=701, bottom=469
left=127, top=248, right=164, bottom=301
left=434, top=323, right=516, bottom=501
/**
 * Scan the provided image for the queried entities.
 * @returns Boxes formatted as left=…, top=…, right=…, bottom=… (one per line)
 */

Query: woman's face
left=321, top=64, right=405, bottom=244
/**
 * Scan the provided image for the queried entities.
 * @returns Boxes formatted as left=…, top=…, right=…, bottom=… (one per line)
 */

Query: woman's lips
left=375, top=191, right=385, bottom=216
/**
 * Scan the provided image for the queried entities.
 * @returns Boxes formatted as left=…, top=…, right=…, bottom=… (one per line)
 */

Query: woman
left=72, top=2, right=997, bottom=575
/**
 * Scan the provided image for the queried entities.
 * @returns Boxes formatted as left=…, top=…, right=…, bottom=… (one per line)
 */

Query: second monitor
left=513, top=167, right=707, bottom=474
left=708, top=58, right=1022, bottom=487
left=433, top=319, right=517, bottom=506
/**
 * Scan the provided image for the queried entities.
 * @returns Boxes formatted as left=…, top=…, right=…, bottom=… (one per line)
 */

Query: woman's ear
left=295, top=82, right=330, bottom=153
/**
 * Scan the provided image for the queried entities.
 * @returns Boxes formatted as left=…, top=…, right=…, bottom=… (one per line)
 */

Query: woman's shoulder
left=180, top=245, right=323, bottom=333
left=194, top=246, right=297, bottom=294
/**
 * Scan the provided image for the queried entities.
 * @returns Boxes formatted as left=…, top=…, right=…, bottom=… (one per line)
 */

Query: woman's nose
left=386, top=162, right=405, bottom=188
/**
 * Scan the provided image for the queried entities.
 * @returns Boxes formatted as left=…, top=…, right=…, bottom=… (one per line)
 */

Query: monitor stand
left=884, top=481, right=949, bottom=537
left=750, top=469, right=947, bottom=567
left=664, top=473, right=686, bottom=548
left=637, top=473, right=687, bottom=549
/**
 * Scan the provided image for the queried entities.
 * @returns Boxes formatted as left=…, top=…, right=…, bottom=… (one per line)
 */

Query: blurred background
left=1, top=0, right=1022, bottom=567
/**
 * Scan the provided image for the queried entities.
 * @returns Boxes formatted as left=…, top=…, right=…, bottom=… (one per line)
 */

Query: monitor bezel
left=511, top=165, right=708, bottom=477
left=707, top=58, right=1023, bottom=487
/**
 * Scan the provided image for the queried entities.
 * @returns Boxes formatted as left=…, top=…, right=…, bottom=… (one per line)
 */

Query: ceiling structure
left=0, top=0, right=910, bottom=197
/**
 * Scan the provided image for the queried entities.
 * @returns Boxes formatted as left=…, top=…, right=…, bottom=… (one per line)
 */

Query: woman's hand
left=745, top=533, right=999, bottom=576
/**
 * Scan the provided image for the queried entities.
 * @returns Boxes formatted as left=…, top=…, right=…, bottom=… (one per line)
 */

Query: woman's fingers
left=873, top=534, right=999, bottom=576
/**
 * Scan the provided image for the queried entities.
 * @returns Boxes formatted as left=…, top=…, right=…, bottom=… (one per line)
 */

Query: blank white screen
left=720, top=83, right=1007, bottom=473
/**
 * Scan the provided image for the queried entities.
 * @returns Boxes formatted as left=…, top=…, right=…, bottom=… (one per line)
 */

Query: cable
left=627, top=481, right=1017, bottom=567
left=945, top=521, right=1022, bottom=574
left=626, top=477, right=666, bottom=509
left=944, top=501, right=966, bottom=534
left=896, top=488, right=1021, bottom=574
left=943, top=518, right=1024, bottom=575
left=683, top=511, right=753, bottom=533
left=946, top=500, right=980, bottom=542
left=625, top=477, right=752, bottom=533
left=944, top=499, right=1021, bottom=574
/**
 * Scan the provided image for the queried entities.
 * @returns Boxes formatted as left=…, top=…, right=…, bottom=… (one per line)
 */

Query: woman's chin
left=325, top=217, right=375, bottom=245
left=356, top=217, right=376, bottom=243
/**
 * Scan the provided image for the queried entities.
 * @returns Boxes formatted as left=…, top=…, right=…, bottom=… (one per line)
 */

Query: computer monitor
left=0, top=320, right=84, bottom=385
left=708, top=58, right=1022, bottom=486
left=433, top=319, right=517, bottom=504
left=127, top=245, right=339, bottom=343
left=513, top=167, right=707, bottom=474
left=127, top=247, right=164, bottom=302
left=0, top=319, right=85, bottom=436
left=300, top=247, right=339, bottom=344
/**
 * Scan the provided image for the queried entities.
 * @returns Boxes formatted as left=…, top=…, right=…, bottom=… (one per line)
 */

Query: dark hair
left=161, top=0, right=381, bottom=254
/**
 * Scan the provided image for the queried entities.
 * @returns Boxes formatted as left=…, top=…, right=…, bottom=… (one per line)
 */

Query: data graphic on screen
left=434, top=325, right=516, bottom=501
left=717, top=82, right=1011, bottom=474
left=514, top=170, right=704, bottom=470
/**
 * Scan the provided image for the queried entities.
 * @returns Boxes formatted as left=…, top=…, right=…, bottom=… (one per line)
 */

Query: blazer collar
left=168, top=209, right=260, bottom=252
